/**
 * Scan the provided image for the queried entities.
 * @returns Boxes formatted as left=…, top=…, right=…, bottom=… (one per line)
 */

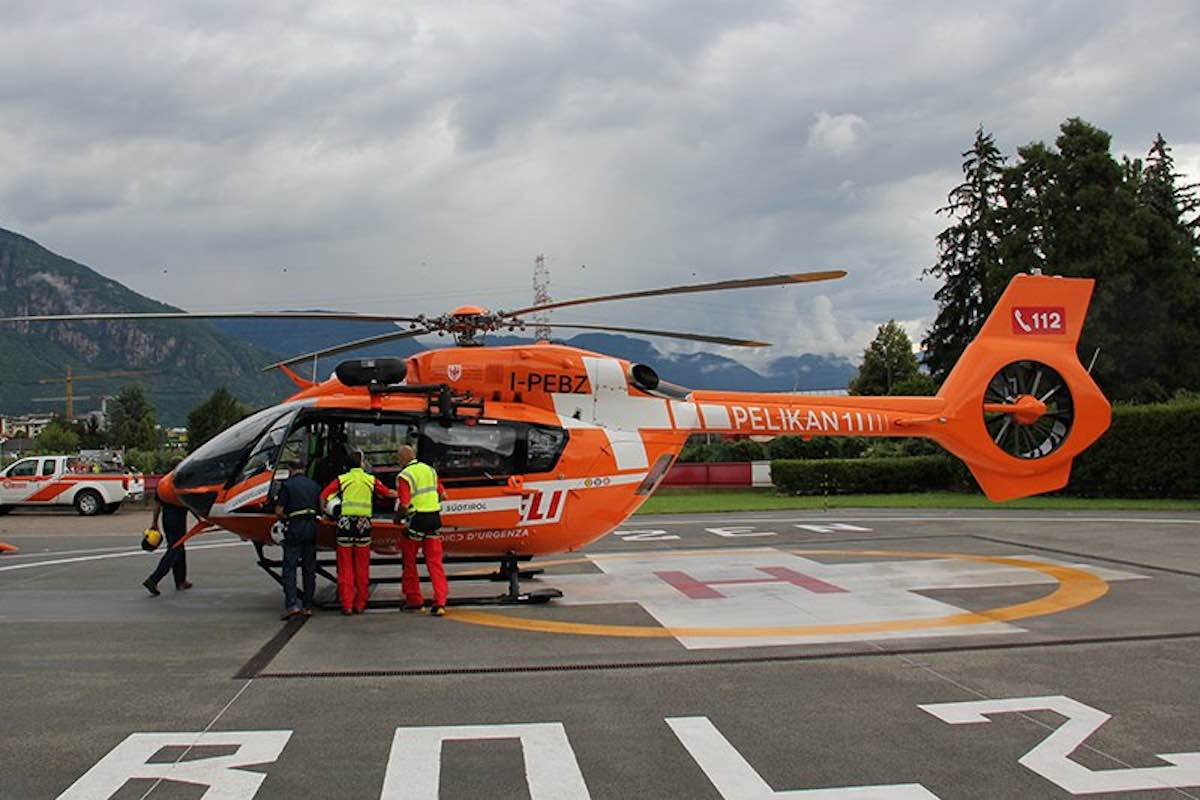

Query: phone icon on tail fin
left=1011, top=306, right=1065, bottom=334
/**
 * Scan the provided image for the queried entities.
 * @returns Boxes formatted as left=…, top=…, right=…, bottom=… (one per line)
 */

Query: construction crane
left=35, top=368, right=148, bottom=420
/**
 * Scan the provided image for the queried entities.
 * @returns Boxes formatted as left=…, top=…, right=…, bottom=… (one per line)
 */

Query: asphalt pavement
left=3, top=507, right=1200, bottom=798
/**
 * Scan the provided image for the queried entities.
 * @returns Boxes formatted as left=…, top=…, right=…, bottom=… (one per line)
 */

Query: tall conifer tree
left=923, top=126, right=1005, bottom=383
left=1131, top=133, right=1200, bottom=392
left=997, top=120, right=1200, bottom=400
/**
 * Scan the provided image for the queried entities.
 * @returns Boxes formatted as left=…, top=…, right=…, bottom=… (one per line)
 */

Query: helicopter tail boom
left=682, top=273, right=1110, bottom=501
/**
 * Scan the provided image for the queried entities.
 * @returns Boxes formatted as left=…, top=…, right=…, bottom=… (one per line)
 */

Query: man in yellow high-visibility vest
left=320, top=450, right=396, bottom=615
left=395, top=445, right=449, bottom=615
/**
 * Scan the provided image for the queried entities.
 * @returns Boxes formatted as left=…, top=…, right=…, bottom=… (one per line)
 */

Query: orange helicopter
left=2, top=269, right=1110, bottom=604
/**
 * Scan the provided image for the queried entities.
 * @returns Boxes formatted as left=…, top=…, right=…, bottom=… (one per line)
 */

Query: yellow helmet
left=141, top=528, right=163, bottom=552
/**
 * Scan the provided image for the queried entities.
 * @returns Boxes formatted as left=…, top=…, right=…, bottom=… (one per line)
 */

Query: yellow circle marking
left=447, top=548, right=1110, bottom=638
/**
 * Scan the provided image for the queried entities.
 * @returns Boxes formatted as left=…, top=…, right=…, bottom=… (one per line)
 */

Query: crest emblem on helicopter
left=447, top=364, right=463, bottom=382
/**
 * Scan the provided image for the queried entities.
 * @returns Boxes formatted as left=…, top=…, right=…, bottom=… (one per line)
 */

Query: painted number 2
left=921, top=696, right=1200, bottom=795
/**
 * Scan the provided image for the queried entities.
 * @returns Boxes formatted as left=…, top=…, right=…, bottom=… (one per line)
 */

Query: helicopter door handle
left=502, top=476, right=528, bottom=495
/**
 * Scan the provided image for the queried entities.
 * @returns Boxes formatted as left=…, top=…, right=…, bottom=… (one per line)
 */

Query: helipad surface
left=3, top=508, right=1200, bottom=798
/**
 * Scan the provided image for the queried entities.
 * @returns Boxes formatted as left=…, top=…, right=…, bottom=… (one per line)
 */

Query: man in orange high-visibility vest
left=320, top=450, right=395, bottom=614
left=395, top=445, right=449, bottom=615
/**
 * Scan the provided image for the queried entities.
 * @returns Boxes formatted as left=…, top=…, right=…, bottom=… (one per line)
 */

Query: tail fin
left=931, top=273, right=1111, bottom=501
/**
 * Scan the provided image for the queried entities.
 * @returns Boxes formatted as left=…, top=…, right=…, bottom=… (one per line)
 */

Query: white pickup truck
left=0, top=455, right=145, bottom=516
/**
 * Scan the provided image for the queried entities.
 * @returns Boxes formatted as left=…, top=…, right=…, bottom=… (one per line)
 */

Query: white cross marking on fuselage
left=550, top=357, right=674, bottom=471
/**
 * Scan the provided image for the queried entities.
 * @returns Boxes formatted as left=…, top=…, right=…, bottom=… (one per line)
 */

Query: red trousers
left=400, top=536, right=448, bottom=607
left=335, top=544, right=371, bottom=612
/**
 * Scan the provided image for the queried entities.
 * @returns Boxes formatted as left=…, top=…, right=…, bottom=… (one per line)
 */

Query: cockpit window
left=420, top=422, right=517, bottom=479
left=526, top=426, right=568, bottom=473
left=236, top=410, right=300, bottom=486
left=174, top=405, right=298, bottom=489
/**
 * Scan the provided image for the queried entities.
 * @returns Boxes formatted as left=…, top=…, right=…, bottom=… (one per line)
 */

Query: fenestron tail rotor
left=983, top=360, right=1075, bottom=459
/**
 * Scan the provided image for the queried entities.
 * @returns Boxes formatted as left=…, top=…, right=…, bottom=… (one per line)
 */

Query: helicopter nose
left=156, top=472, right=180, bottom=506
left=156, top=470, right=221, bottom=518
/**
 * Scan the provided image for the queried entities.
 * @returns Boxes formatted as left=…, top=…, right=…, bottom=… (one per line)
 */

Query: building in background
left=163, top=428, right=188, bottom=449
left=1, top=414, right=54, bottom=439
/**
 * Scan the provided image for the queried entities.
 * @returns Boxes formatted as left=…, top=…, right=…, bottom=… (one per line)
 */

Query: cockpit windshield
left=174, top=404, right=302, bottom=489
left=174, top=402, right=569, bottom=499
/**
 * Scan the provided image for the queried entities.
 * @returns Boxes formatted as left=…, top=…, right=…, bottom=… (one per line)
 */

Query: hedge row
left=124, top=448, right=186, bottom=474
left=768, top=400, right=1200, bottom=498
left=678, top=434, right=939, bottom=463
left=771, top=455, right=960, bottom=495
left=1066, top=399, right=1200, bottom=498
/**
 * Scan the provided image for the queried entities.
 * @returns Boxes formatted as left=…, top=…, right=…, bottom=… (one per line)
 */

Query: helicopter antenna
left=532, top=254, right=551, bottom=341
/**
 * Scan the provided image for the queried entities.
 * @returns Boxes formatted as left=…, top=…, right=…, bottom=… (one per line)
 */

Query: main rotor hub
left=425, top=305, right=525, bottom=346
left=449, top=305, right=490, bottom=317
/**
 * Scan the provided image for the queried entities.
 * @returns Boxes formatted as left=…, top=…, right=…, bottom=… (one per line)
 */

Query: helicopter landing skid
left=253, top=543, right=563, bottom=609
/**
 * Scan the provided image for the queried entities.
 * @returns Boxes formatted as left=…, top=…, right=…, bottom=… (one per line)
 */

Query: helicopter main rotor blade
left=545, top=322, right=770, bottom=348
left=262, top=327, right=431, bottom=372
left=501, top=270, right=846, bottom=318
left=0, top=311, right=423, bottom=324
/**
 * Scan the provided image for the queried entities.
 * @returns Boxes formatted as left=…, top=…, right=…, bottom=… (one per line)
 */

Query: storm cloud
left=2, top=0, right=1197, bottom=365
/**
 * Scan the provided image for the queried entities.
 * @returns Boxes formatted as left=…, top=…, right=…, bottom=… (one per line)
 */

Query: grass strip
left=636, top=489, right=1200, bottom=514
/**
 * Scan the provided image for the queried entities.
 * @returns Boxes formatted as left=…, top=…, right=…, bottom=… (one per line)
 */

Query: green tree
left=849, top=320, right=923, bottom=395
left=70, top=417, right=110, bottom=449
left=108, top=384, right=160, bottom=450
left=186, top=388, right=250, bottom=452
left=995, top=119, right=1200, bottom=401
left=34, top=420, right=80, bottom=454
left=1140, top=133, right=1200, bottom=242
left=923, top=125, right=1007, bottom=383
left=890, top=373, right=938, bottom=396
left=1130, top=134, right=1200, bottom=393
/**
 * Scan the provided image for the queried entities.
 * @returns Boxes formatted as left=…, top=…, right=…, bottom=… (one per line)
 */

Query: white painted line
left=794, top=523, right=873, bottom=534
left=0, top=541, right=249, bottom=573
left=668, top=716, right=940, bottom=798
left=0, top=539, right=242, bottom=560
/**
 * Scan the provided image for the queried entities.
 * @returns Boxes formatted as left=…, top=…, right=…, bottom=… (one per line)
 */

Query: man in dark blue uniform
left=143, top=489, right=192, bottom=596
left=273, top=459, right=323, bottom=619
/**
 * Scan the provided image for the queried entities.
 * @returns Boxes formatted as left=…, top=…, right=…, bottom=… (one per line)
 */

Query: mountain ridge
left=0, top=226, right=855, bottom=429
left=0, top=227, right=293, bottom=424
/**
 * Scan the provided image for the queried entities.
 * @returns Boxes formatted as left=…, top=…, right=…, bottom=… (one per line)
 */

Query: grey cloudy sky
left=2, top=0, right=1198, bottom=366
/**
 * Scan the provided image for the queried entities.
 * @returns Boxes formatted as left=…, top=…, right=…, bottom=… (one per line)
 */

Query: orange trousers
left=335, top=544, right=371, bottom=612
left=400, top=536, right=448, bottom=608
